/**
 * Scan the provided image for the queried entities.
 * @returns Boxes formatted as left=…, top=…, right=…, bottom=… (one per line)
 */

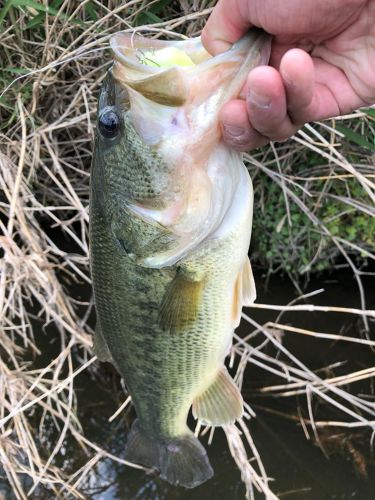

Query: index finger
left=201, top=0, right=253, bottom=55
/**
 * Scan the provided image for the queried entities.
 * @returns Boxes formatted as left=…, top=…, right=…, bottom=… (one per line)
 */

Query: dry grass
left=0, top=1, right=374, bottom=499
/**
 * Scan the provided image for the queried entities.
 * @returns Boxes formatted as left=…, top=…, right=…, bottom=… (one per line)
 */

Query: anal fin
left=159, top=270, right=203, bottom=333
left=192, top=368, right=243, bottom=426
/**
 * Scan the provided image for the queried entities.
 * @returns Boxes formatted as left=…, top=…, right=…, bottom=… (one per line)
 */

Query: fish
left=89, top=28, right=271, bottom=489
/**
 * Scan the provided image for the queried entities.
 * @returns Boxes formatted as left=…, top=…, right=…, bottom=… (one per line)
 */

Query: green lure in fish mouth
left=90, top=27, right=270, bottom=489
left=138, top=46, right=196, bottom=68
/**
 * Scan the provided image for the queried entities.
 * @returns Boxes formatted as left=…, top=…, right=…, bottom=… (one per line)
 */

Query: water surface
left=1, top=271, right=374, bottom=499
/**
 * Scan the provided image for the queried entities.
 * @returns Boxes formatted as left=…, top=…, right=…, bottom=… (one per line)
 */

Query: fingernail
left=222, top=124, right=245, bottom=138
left=209, top=39, right=232, bottom=55
left=248, top=90, right=271, bottom=109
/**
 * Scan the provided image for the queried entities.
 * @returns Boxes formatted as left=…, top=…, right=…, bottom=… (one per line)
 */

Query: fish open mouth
left=110, top=34, right=211, bottom=106
left=110, top=30, right=271, bottom=107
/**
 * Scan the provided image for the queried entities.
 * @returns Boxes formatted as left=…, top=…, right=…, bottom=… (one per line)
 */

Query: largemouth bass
left=90, top=28, right=270, bottom=489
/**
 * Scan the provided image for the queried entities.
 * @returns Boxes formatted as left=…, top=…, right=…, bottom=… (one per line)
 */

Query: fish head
left=110, top=30, right=270, bottom=155
left=93, top=30, right=271, bottom=268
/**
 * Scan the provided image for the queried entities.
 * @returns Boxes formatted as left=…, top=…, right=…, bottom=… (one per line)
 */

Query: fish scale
left=91, top=203, right=246, bottom=436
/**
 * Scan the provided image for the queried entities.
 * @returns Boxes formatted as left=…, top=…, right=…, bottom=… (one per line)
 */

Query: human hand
left=202, top=0, right=375, bottom=150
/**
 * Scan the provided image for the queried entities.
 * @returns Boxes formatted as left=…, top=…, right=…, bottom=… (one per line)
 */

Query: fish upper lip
left=110, top=32, right=244, bottom=79
left=110, top=33, right=206, bottom=75
left=110, top=29, right=271, bottom=76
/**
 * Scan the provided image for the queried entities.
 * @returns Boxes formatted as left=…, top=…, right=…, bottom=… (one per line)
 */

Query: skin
left=201, top=0, right=375, bottom=150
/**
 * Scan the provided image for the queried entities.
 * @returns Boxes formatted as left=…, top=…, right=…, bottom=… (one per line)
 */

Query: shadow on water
left=2, top=269, right=375, bottom=499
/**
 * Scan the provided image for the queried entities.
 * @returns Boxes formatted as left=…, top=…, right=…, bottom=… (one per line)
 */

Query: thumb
left=201, top=0, right=253, bottom=55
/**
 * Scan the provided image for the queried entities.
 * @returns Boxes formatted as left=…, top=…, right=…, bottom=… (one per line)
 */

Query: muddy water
left=2, top=271, right=375, bottom=499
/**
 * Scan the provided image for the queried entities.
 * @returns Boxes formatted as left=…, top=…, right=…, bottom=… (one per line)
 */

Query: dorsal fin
left=232, top=257, right=257, bottom=327
left=242, top=257, right=256, bottom=306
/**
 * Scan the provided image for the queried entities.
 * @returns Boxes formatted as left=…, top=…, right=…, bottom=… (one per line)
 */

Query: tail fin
left=125, top=419, right=213, bottom=488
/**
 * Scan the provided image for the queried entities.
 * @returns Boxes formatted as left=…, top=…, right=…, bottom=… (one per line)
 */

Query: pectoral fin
left=159, top=270, right=203, bottom=333
left=192, top=368, right=243, bottom=426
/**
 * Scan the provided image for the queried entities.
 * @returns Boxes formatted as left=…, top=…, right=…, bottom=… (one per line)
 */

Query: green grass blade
left=24, top=12, right=44, bottom=29
left=363, top=108, right=375, bottom=119
left=135, top=11, right=162, bottom=26
left=148, top=0, right=173, bottom=14
left=85, top=2, right=98, bottom=21
left=3, top=67, right=30, bottom=74
left=336, top=124, right=375, bottom=152
left=0, top=0, right=14, bottom=24
left=11, top=0, right=59, bottom=15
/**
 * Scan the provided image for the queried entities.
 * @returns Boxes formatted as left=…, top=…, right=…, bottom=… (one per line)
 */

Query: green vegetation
left=248, top=115, right=375, bottom=280
left=252, top=149, right=375, bottom=277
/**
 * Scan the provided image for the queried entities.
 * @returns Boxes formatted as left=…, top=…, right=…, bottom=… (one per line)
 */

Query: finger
left=279, top=49, right=316, bottom=124
left=312, top=44, right=373, bottom=110
left=201, top=0, right=252, bottom=55
left=282, top=52, right=365, bottom=121
left=246, top=66, right=299, bottom=141
left=220, top=99, right=269, bottom=151
left=305, top=56, right=365, bottom=118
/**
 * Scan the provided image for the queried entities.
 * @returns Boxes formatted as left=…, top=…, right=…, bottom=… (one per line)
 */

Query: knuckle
left=225, top=133, right=268, bottom=151
left=224, top=135, right=253, bottom=151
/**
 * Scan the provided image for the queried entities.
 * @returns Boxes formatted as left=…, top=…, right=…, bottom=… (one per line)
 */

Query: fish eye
left=98, top=107, right=121, bottom=139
